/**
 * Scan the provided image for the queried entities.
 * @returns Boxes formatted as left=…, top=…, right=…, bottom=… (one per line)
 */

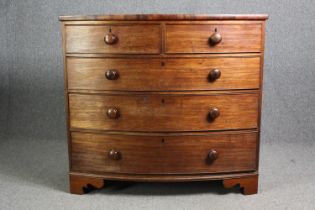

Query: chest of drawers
left=59, top=14, right=268, bottom=195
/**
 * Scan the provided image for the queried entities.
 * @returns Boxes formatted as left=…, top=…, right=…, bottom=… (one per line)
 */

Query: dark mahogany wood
left=67, top=56, right=261, bottom=91
left=69, top=171, right=258, bottom=194
left=208, top=68, right=221, bottom=82
left=65, top=24, right=161, bottom=54
left=70, top=171, right=258, bottom=182
left=59, top=14, right=268, bottom=21
left=60, top=14, right=268, bottom=195
left=71, top=131, right=258, bottom=174
left=106, top=107, right=120, bottom=119
left=104, top=30, right=118, bottom=45
left=165, top=24, right=262, bottom=53
left=105, top=69, right=119, bottom=80
left=209, top=29, right=222, bottom=45
left=223, top=174, right=258, bottom=195
left=69, top=173, right=258, bottom=195
left=206, top=149, right=218, bottom=163
left=69, top=174, right=105, bottom=194
left=69, top=92, right=259, bottom=132
left=208, top=107, right=220, bottom=122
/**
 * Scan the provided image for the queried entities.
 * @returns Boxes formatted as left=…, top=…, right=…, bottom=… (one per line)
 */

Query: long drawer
left=165, top=23, right=262, bottom=53
left=71, top=131, right=258, bottom=174
left=67, top=56, right=261, bottom=91
left=69, top=93, right=259, bottom=132
left=65, top=24, right=161, bottom=54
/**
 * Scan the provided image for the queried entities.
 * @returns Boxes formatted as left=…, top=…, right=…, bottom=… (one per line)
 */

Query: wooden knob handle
left=207, top=149, right=218, bottom=163
left=209, top=29, right=222, bottom=45
left=108, top=149, right=121, bottom=160
left=105, top=70, right=119, bottom=80
left=208, top=69, right=221, bottom=81
left=104, top=32, right=118, bottom=45
left=107, top=107, right=120, bottom=119
left=208, top=107, right=220, bottom=122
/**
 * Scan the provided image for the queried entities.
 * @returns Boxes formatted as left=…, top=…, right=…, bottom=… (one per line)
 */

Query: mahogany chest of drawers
left=59, top=14, right=268, bottom=195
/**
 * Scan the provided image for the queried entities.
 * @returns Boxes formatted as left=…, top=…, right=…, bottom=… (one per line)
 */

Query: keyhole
left=161, top=61, right=165, bottom=66
left=214, top=28, right=218, bottom=32
left=161, top=99, right=165, bottom=103
left=161, top=138, right=165, bottom=143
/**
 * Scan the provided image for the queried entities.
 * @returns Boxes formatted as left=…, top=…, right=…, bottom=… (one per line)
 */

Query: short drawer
left=71, top=131, right=258, bottom=174
left=67, top=56, right=260, bottom=91
left=165, top=24, right=262, bottom=53
left=69, top=93, right=258, bottom=132
left=65, top=24, right=161, bottom=54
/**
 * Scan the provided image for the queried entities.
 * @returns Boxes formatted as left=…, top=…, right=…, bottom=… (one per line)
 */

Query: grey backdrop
left=1, top=0, right=315, bottom=144
left=1, top=0, right=315, bottom=209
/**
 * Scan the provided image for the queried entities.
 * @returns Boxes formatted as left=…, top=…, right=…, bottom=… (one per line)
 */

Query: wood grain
left=59, top=14, right=269, bottom=21
left=165, top=24, right=262, bottom=53
left=69, top=173, right=104, bottom=194
left=69, top=93, right=259, bottom=132
left=66, top=24, right=161, bottom=54
left=223, top=174, right=258, bottom=195
left=60, top=14, right=268, bottom=195
left=71, top=131, right=257, bottom=174
left=256, top=21, right=267, bottom=170
left=67, top=56, right=260, bottom=91
left=69, top=171, right=258, bottom=182
left=68, top=89, right=260, bottom=95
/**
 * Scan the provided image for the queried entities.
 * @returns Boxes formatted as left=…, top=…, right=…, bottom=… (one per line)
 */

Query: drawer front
left=165, top=24, right=262, bottom=53
left=69, top=93, right=258, bottom=132
left=71, top=132, right=258, bottom=174
left=65, top=25, right=161, bottom=54
left=67, top=56, right=260, bottom=91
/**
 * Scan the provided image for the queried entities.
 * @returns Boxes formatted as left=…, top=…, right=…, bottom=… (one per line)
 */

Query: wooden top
left=59, top=14, right=269, bottom=21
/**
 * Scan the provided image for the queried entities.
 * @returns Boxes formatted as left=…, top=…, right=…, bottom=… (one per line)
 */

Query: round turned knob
left=208, top=107, right=220, bottom=122
left=208, top=69, right=221, bottom=81
left=108, top=149, right=121, bottom=160
left=209, top=30, right=222, bottom=45
left=104, top=32, right=118, bottom=45
left=207, top=149, right=218, bottom=163
left=106, top=107, right=120, bottom=119
left=105, top=70, right=119, bottom=80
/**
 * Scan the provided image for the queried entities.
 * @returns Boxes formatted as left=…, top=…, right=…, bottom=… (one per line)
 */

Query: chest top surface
left=59, top=14, right=268, bottom=21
